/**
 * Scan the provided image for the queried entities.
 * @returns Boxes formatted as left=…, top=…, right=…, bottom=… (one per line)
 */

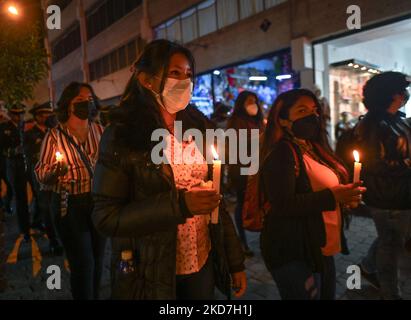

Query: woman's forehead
left=79, top=86, right=92, bottom=96
left=169, top=53, right=191, bottom=69
left=293, top=96, right=316, bottom=108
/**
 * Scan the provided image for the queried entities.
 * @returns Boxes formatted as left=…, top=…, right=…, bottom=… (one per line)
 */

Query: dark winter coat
left=92, top=104, right=245, bottom=300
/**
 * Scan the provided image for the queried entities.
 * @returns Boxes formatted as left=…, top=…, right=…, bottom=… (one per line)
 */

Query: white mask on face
left=246, top=103, right=259, bottom=116
left=153, top=77, right=193, bottom=114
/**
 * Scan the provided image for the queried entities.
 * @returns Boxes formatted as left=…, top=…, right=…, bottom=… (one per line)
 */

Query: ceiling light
left=249, top=76, right=267, bottom=81
left=276, top=74, right=292, bottom=80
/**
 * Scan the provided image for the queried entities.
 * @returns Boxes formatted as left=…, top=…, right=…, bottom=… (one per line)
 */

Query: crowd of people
left=0, top=39, right=410, bottom=300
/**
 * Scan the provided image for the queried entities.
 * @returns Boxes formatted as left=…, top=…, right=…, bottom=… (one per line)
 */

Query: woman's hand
left=184, top=187, right=221, bottom=215
left=44, top=161, right=69, bottom=185
left=231, top=271, right=247, bottom=298
left=330, top=181, right=366, bottom=205
left=52, top=161, right=69, bottom=177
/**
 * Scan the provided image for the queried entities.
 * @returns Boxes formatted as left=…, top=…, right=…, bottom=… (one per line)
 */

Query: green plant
left=0, top=20, right=48, bottom=107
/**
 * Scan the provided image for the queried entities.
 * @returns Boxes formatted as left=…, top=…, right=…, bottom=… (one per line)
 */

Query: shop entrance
left=314, top=18, right=411, bottom=141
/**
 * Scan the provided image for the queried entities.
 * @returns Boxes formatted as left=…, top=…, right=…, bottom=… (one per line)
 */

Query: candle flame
left=8, top=5, right=19, bottom=16
left=55, top=151, right=63, bottom=161
left=353, top=150, right=360, bottom=162
left=211, top=145, right=218, bottom=160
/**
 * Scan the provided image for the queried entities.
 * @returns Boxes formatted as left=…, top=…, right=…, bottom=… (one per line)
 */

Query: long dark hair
left=114, top=39, right=195, bottom=122
left=261, top=88, right=348, bottom=183
left=230, top=90, right=264, bottom=125
left=110, top=39, right=196, bottom=150
left=56, top=82, right=100, bottom=123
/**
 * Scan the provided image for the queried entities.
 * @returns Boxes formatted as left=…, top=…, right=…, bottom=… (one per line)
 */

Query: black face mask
left=291, top=114, right=320, bottom=140
left=72, top=101, right=91, bottom=120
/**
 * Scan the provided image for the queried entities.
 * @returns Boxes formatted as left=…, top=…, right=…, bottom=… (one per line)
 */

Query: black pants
left=27, top=165, right=58, bottom=241
left=27, top=164, right=43, bottom=227
left=51, top=192, right=106, bottom=300
left=320, top=255, right=336, bottom=300
left=234, top=175, right=249, bottom=249
left=176, top=255, right=215, bottom=300
left=0, top=158, right=12, bottom=212
left=270, top=255, right=336, bottom=300
left=6, top=158, right=29, bottom=235
left=0, top=208, right=6, bottom=290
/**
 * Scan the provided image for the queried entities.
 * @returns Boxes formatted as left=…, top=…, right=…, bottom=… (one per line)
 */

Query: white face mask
left=245, top=103, right=259, bottom=116
left=153, top=77, right=193, bottom=114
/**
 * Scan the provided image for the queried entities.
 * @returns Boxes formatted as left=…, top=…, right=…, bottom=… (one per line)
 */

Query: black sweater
left=260, top=139, right=346, bottom=272
left=356, top=111, right=411, bottom=209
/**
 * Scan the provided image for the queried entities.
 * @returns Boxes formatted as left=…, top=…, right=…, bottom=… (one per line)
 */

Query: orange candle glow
left=211, top=145, right=221, bottom=224
left=353, top=150, right=362, bottom=183
left=55, top=151, right=63, bottom=162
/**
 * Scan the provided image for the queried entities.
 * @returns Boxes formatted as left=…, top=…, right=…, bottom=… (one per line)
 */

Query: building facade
left=32, top=0, right=411, bottom=135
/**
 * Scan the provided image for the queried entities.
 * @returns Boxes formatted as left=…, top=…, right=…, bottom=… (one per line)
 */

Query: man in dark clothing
left=25, top=103, right=63, bottom=254
left=0, top=104, right=30, bottom=242
left=0, top=107, right=13, bottom=215
left=355, top=72, right=411, bottom=299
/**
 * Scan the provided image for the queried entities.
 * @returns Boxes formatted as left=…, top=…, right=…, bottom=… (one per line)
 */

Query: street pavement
left=1, top=199, right=411, bottom=300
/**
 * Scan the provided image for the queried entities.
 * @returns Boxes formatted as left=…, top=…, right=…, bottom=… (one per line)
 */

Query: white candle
left=211, top=145, right=221, bottom=224
left=353, top=150, right=362, bottom=183
left=55, top=151, right=63, bottom=163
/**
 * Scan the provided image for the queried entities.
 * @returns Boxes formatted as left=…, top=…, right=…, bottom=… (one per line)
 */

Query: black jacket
left=0, top=121, right=25, bottom=159
left=355, top=111, right=411, bottom=210
left=92, top=106, right=244, bottom=300
left=260, top=139, right=347, bottom=273
left=24, top=124, right=46, bottom=167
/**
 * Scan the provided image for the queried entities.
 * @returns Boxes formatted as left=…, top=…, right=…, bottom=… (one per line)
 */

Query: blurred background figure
left=312, top=85, right=331, bottom=133
left=211, top=102, right=231, bottom=130
left=0, top=105, right=12, bottom=216
left=335, top=112, right=354, bottom=140
left=0, top=104, right=30, bottom=242
left=227, top=91, right=265, bottom=258
left=24, top=102, right=63, bottom=255
left=0, top=206, right=6, bottom=293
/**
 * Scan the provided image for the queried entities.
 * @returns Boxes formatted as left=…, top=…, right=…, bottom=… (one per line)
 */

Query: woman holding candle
left=227, top=91, right=265, bottom=257
left=260, top=88, right=366, bottom=300
left=92, top=40, right=246, bottom=300
left=35, top=82, right=105, bottom=300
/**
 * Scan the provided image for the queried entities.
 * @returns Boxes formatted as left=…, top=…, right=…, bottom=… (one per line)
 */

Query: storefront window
left=314, top=18, right=411, bottom=141
left=155, top=24, right=167, bottom=40
left=198, top=0, right=217, bottom=37
left=329, top=66, right=369, bottom=121
left=181, top=8, right=198, bottom=43
left=190, top=50, right=299, bottom=118
left=265, top=0, right=286, bottom=9
left=212, top=50, right=299, bottom=113
left=191, top=74, right=214, bottom=117
left=166, top=17, right=182, bottom=43
left=217, top=0, right=239, bottom=29
left=239, top=0, right=264, bottom=19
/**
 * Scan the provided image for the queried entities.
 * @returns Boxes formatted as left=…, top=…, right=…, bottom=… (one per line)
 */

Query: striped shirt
left=35, top=122, right=103, bottom=195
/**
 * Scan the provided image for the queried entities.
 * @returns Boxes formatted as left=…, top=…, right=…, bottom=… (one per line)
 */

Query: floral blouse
left=164, top=134, right=211, bottom=275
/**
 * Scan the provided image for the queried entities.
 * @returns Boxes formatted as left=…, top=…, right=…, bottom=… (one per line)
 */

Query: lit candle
left=55, top=151, right=63, bottom=163
left=211, top=145, right=221, bottom=224
left=353, top=150, right=362, bottom=183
